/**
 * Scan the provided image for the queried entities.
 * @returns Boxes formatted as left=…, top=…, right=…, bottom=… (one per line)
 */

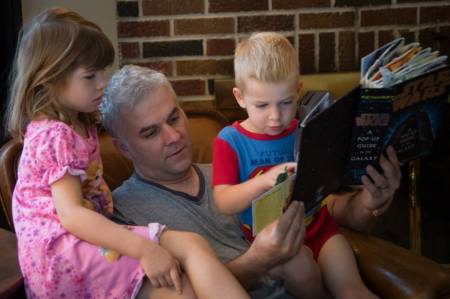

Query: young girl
left=7, top=7, right=249, bottom=299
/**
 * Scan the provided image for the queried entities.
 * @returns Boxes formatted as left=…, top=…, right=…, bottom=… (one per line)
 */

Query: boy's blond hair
left=234, top=32, right=299, bottom=90
left=6, top=7, right=114, bottom=140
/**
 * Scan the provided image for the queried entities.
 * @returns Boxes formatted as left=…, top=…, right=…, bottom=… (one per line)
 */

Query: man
left=102, top=65, right=401, bottom=298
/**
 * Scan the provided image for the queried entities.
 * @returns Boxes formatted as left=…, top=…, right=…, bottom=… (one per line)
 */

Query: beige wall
left=21, top=0, right=119, bottom=77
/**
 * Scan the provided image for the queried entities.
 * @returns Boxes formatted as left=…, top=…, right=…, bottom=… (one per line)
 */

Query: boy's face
left=233, top=77, right=302, bottom=135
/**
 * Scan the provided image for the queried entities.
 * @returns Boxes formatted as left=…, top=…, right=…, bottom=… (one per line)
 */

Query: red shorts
left=304, top=206, right=340, bottom=260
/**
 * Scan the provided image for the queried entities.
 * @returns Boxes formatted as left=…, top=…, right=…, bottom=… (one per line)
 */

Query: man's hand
left=249, top=201, right=305, bottom=271
left=360, top=146, right=401, bottom=216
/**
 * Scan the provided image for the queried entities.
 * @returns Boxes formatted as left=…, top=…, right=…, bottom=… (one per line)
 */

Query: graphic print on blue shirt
left=217, top=125, right=296, bottom=232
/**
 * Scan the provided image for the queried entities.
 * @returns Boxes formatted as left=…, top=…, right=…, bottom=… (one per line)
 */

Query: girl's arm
left=214, top=162, right=296, bottom=215
left=51, top=173, right=182, bottom=292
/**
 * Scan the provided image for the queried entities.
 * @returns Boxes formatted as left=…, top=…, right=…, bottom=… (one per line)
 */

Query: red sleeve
left=212, top=137, right=239, bottom=186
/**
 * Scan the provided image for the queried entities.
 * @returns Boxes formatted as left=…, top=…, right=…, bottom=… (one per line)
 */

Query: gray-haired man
left=102, top=65, right=401, bottom=298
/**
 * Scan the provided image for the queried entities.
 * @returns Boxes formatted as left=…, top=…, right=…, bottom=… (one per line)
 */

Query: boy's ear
left=233, top=87, right=247, bottom=109
left=112, top=138, right=132, bottom=160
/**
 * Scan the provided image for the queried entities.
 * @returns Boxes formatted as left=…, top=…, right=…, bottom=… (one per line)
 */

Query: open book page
left=361, top=38, right=405, bottom=87
left=252, top=174, right=294, bottom=236
left=362, top=38, right=448, bottom=88
left=369, top=43, right=421, bottom=82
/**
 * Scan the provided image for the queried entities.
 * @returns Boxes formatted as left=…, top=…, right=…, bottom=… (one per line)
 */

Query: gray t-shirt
left=113, top=164, right=291, bottom=299
left=113, top=164, right=249, bottom=262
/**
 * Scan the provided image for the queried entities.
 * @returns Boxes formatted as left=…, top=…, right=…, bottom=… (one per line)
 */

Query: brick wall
left=116, top=0, right=450, bottom=101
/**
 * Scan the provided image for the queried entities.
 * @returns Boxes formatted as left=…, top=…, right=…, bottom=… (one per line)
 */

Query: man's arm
left=225, top=201, right=305, bottom=288
left=328, top=146, right=402, bottom=232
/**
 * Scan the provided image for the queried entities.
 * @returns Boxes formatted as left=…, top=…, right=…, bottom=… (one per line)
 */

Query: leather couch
left=1, top=107, right=450, bottom=299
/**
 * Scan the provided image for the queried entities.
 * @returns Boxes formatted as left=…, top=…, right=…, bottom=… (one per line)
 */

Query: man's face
left=118, top=85, right=193, bottom=182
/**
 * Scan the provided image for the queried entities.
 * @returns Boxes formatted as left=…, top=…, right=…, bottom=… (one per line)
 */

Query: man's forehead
left=120, top=91, right=176, bottom=129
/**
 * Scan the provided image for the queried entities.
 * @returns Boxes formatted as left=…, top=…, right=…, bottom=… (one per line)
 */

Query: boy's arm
left=214, top=162, right=297, bottom=215
left=212, top=134, right=296, bottom=214
left=225, top=201, right=305, bottom=288
left=213, top=179, right=272, bottom=215
left=328, top=146, right=401, bottom=232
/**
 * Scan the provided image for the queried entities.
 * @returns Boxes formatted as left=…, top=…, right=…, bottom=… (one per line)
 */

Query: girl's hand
left=139, top=242, right=183, bottom=294
left=260, top=162, right=296, bottom=189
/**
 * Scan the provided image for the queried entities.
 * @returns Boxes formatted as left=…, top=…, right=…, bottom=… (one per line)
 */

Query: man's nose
left=162, top=124, right=181, bottom=144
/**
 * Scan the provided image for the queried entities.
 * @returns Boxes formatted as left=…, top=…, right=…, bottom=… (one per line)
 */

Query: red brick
left=118, top=21, right=169, bottom=38
left=299, top=12, right=354, bottom=29
left=319, top=32, right=336, bottom=72
left=419, top=28, right=438, bottom=49
left=119, top=42, right=139, bottom=60
left=339, top=31, right=356, bottom=72
left=177, top=59, right=233, bottom=76
left=238, top=15, right=295, bottom=33
left=171, top=79, right=206, bottom=96
left=398, top=0, right=436, bottom=2
left=143, top=40, right=203, bottom=58
left=175, top=18, right=234, bottom=35
left=438, top=26, right=450, bottom=58
left=142, top=0, right=204, bottom=16
left=134, top=61, right=173, bottom=77
left=209, top=0, right=267, bottom=13
left=399, top=30, right=416, bottom=44
left=299, top=34, right=315, bottom=74
left=206, top=39, right=235, bottom=56
left=361, top=8, right=417, bottom=26
left=336, top=0, right=389, bottom=6
left=273, top=0, right=330, bottom=9
left=379, top=30, right=396, bottom=47
left=420, top=6, right=450, bottom=24
left=358, top=31, right=375, bottom=61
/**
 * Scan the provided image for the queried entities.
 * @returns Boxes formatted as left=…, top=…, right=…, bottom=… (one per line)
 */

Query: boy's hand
left=139, top=242, right=182, bottom=294
left=360, top=146, right=401, bottom=216
left=260, top=162, right=296, bottom=190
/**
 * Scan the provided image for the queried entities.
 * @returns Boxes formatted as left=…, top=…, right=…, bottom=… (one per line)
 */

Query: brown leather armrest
left=342, top=228, right=450, bottom=299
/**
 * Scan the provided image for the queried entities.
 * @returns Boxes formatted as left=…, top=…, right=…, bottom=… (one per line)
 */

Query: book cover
left=291, top=67, right=450, bottom=213
left=345, top=66, right=450, bottom=184
left=252, top=174, right=294, bottom=236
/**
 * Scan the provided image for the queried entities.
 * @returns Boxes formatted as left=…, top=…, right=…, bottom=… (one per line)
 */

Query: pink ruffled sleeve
left=33, top=124, right=89, bottom=186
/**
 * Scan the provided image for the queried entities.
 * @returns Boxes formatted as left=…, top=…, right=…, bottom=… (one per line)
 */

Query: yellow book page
left=252, top=176, right=293, bottom=236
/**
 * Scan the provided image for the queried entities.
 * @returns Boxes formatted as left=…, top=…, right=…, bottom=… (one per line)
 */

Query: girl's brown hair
left=6, top=7, right=114, bottom=140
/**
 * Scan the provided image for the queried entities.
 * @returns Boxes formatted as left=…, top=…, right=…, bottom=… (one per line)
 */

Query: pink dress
left=13, top=119, right=165, bottom=299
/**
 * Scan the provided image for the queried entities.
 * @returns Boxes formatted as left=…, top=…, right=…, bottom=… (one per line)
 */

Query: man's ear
left=233, top=87, right=246, bottom=109
left=112, top=138, right=132, bottom=160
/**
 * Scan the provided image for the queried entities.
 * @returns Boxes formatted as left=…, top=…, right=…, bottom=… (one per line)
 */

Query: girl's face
left=58, top=66, right=107, bottom=117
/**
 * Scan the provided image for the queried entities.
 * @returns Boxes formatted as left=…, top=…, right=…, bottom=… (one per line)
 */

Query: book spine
left=345, top=89, right=393, bottom=184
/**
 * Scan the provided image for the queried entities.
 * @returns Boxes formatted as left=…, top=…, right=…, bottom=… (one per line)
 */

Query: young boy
left=212, top=32, right=378, bottom=299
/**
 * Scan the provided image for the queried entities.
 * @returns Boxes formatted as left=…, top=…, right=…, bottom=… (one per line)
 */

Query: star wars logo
left=394, top=68, right=450, bottom=112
